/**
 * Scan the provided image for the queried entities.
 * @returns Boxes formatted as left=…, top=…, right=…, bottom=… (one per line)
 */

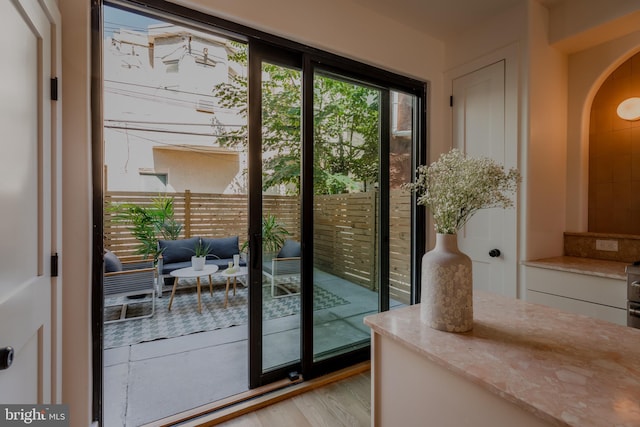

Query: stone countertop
left=522, top=256, right=628, bottom=280
left=364, top=291, right=640, bottom=427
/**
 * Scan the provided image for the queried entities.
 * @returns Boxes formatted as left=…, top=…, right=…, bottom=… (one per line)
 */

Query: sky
left=103, top=5, right=163, bottom=38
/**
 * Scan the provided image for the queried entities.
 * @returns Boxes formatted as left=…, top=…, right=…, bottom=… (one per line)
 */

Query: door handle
left=489, top=249, right=501, bottom=258
left=251, top=233, right=261, bottom=269
left=0, top=346, right=14, bottom=370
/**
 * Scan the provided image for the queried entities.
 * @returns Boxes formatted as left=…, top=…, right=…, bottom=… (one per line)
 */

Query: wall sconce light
left=616, top=97, right=640, bottom=121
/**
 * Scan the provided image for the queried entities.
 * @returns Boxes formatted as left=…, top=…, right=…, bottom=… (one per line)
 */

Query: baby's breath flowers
left=404, top=149, right=521, bottom=234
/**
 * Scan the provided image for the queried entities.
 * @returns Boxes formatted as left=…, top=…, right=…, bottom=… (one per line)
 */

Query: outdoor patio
left=103, top=269, right=403, bottom=427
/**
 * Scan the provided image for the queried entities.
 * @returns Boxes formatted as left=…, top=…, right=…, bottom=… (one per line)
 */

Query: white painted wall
left=524, top=0, right=568, bottom=261
left=59, top=0, right=93, bottom=425
left=444, top=4, right=526, bottom=71
left=547, top=0, right=640, bottom=52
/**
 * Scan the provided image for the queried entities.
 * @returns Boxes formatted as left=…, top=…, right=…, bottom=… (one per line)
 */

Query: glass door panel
left=260, top=61, right=302, bottom=373
left=312, top=72, right=381, bottom=361
left=389, top=90, right=417, bottom=309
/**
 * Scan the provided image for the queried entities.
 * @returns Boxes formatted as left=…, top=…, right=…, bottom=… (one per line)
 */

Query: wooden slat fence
left=104, top=191, right=299, bottom=259
left=104, top=189, right=411, bottom=304
left=313, top=192, right=377, bottom=290
left=389, top=189, right=412, bottom=304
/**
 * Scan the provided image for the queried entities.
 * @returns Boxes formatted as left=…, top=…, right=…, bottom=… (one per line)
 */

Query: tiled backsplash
left=564, top=232, right=640, bottom=263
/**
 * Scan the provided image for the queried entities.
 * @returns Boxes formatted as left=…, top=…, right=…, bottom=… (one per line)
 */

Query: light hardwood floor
left=217, top=372, right=371, bottom=427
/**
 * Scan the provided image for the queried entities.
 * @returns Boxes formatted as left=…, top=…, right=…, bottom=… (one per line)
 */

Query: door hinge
left=51, top=77, right=58, bottom=101
left=51, top=253, right=59, bottom=277
left=450, top=95, right=453, bottom=107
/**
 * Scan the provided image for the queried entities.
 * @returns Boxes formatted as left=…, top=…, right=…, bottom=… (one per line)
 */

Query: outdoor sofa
left=156, top=236, right=245, bottom=297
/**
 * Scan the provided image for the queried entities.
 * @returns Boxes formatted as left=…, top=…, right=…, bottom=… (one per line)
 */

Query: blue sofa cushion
left=159, top=237, right=200, bottom=264
left=161, top=260, right=192, bottom=275
left=104, top=250, right=122, bottom=272
left=277, top=239, right=301, bottom=258
left=201, top=236, right=239, bottom=260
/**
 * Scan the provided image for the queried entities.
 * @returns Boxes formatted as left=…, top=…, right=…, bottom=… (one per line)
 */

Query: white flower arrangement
left=405, top=149, right=521, bottom=234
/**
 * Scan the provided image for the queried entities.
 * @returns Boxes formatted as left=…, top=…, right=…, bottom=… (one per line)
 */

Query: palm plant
left=261, top=214, right=291, bottom=253
left=241, top=214, right=291, bottom=254
left=110, top=196, right=183, bottom=260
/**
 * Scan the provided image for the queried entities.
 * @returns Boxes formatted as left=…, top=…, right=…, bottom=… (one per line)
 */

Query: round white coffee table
left=168, top=264, right=219, bottom=313
left=220, top=266, right=247, bottom=308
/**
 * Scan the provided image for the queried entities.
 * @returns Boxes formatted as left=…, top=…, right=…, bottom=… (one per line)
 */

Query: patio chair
left=104, top=250, right=156, bottom=323
left=262, top=239, right=301, bottom=297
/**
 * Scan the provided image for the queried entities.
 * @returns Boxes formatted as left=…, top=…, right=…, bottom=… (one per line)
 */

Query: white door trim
left=41, top=0, right=63, bottom=403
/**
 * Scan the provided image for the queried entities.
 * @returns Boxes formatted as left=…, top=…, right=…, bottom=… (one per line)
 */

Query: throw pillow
left=277, top=239, right=301, bottom=258
left=201, top=235, right=239, bottom=259
left=104, top=250, right=122, bottom=273
left=159, top=237, right=200, bottom=264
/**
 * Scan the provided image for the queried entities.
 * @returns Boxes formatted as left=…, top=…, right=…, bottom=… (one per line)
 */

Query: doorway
left=452, top=59, right=518, bottom=298
left=96, top=1, right=426, bottom=424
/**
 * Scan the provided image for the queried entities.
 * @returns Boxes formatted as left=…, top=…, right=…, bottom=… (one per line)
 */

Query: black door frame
left=93, top=0, right=428, bottom=421
left=247, top=42, right=304, bottom=388
left=247, top=44, right=387, bottom=387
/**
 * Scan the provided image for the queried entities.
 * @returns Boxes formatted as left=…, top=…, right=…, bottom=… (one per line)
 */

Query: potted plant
left=405, top=149, right=520, bottom=332
left=191, top=239, right=210, bottom=271
left=240, top=214, right=291, bottom=260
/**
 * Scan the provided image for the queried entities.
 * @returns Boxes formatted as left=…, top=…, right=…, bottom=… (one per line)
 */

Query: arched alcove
left=588, top=51, right=640, bottom=234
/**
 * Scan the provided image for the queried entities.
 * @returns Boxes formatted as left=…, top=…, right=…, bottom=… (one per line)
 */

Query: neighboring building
left=103, top=24, right=247, bottom=193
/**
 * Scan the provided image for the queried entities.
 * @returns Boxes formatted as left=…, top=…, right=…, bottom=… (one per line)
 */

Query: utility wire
left=104, top=85, right=244, bottom=113
left=104, top=124, right=245, bottom=139
left=106, top=127, right=243, bottom=156
left=104, top=125, right=218, bottom=137
left=104, top=119, right=244, bottom=127
left=104, top=78, right=245, bottom=100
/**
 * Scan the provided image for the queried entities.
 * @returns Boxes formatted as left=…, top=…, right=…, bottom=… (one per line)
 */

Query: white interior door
left=0, top=0, right=59, bottom=403
left=452, top=60, right=517, bottom=298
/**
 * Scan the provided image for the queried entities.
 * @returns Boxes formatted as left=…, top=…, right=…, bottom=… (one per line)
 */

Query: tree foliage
left=212, top=43, right=379, bottom=194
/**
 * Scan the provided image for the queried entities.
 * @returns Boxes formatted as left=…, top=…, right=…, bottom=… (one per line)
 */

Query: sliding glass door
left=249, top=46, right=423, bottom=385
left=260, top=57, right=303, bottom=373
left=248, top=46, right=304, bottom=386
left=97, top=3, right=426, bottom=423
left=311, top=72, right=384, bottom=362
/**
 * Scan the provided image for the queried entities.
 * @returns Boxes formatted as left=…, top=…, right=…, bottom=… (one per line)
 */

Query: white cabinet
left=524, top=265, right=627, bottom=326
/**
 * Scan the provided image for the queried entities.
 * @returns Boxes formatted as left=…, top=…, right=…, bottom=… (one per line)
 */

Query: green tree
left=212, top=43, right=379, bottom=194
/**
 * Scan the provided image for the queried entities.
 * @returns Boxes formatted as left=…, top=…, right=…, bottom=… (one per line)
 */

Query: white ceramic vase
left=420, top=233, right=473, bottom=332
left=191, top=256, right=205, bottom=271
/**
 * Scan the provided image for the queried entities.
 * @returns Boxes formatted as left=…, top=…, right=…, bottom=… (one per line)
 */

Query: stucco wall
left=153, top=149, right=242, bottom=193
